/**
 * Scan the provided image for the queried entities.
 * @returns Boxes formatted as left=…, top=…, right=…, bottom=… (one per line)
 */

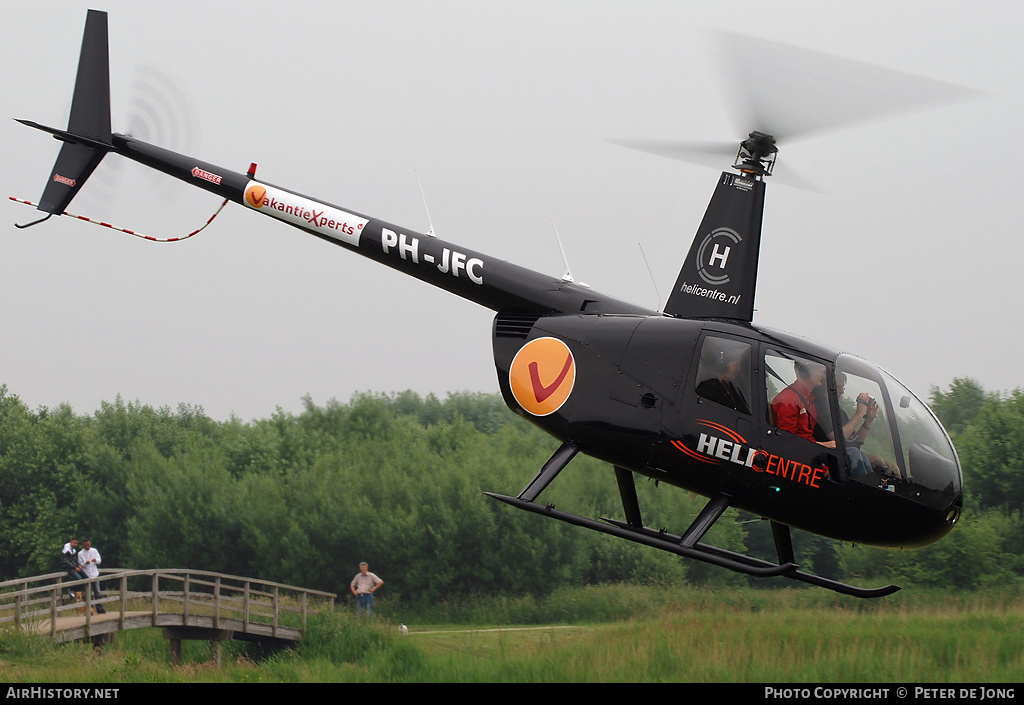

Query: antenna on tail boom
left=415, top=170, right=437, bottom=238
left=550, top=219, right=588, bottom=288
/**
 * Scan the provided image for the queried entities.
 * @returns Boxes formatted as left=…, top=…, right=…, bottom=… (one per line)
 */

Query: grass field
left=1, top=585, right=1021, bottom=683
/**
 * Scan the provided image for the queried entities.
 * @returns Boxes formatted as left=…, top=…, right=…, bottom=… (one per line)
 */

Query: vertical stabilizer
left=67, top=9, right=111, bottom=141
left=662, top=172, right=765, bottom=321
left=34, top=10, right=112, bottom=215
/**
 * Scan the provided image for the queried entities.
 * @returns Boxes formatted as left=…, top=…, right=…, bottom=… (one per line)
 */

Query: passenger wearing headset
left=695, top=339, right=751, bottom=415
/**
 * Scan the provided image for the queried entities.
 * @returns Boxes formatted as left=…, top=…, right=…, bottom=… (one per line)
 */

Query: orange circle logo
left=509, top=337, right=576, bottom=416
left=245, top=184, right=268, bottom=208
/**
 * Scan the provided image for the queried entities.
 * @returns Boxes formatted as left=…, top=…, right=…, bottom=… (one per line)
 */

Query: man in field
left=350, top=562, right=383, bottom=616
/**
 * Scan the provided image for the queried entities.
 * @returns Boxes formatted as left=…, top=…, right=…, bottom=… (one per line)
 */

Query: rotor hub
left=734, top=131, right=777, bottom=178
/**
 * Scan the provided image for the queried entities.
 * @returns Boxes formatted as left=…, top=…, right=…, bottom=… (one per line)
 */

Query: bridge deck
left=2, top=569, right=335, bottom=656
left=30, top=610, right=304, bottom=644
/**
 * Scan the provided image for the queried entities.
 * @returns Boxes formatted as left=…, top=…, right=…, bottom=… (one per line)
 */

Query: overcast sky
left=2, top=0, right=1020, bottom=421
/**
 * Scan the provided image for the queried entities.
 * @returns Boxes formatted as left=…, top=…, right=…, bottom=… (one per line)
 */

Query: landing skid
left=485, top=491, right=796, bottom=578
left=486, top=442, right=900, bottom=599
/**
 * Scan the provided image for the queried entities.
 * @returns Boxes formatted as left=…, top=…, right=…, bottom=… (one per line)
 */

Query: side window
left=765, top=349, right=834, bottom=445
left=694, top=336, right=752, bottom=415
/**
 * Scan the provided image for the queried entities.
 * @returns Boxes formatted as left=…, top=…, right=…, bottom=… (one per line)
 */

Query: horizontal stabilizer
left=38, top=140, right=108, bottom=215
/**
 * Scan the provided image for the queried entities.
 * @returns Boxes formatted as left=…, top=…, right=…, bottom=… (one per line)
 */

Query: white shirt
left=78, top=547, right=102, bottom=578
left=351, top=572, right=381, bottom=594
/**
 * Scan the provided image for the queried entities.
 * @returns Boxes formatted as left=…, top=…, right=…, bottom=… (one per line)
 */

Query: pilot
left=696, top=343, right=751, bottom=414
left=770, top=360, right=836, bottom=449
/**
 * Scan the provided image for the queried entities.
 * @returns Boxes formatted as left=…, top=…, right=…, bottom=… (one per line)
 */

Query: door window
left=764, top=349, right=835, bottom=446
left=694, top=336, right=752, bottom=415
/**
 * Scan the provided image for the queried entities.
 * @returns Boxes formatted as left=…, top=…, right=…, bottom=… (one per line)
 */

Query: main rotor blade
left=606, top=138, right=736, bottom=170
left=607, top=137, right=820, bottom=191
left=609, top=34, right=980, bottom=189
left=713, top=31, right=980, bottom=144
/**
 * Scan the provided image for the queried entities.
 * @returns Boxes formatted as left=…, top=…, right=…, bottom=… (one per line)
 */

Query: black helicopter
left=15, top=11, right=963, bottom=598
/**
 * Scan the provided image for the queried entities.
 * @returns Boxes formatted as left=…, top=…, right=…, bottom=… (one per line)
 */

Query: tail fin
left=19, top=10, right=112, bottom=216
left=662, top=172, right=765, bottom=321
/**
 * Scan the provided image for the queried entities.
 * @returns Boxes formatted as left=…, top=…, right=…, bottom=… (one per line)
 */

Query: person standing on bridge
left=77, top=538, right=106, bottom=614
left=350, top=562, right=383, bottom=616
left=61, top=537, right=85, bottom=599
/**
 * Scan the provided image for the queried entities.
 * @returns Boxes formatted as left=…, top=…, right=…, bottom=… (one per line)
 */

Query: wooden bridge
left=0, top=569, right=336, bottom=664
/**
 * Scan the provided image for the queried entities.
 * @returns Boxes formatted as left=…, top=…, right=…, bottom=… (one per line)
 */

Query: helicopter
left=14, top=10, right=963, bottom=598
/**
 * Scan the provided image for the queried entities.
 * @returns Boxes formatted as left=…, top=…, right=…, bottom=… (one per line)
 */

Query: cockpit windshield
left=835, top=354, right=961, bottom=512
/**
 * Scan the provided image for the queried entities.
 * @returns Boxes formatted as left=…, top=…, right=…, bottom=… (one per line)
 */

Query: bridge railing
left=0, top=569, right=336, bottom=639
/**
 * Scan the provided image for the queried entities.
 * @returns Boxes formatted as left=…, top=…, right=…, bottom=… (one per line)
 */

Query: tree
left=836, top=506, right=1021, bottom=588
left=928, top=377, right=991, bottom=436
left=954, top=390, right=1024, bottom=512
left=0, top=388, right=95, bottom=578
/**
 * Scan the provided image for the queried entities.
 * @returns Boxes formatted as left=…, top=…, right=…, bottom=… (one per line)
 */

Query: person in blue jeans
left=350, top=562, right=383, bottom=616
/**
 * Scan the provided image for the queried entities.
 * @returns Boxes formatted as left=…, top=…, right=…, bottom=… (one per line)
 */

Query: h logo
left=708, top=243, right=731, bottom=269
left=695, top=227, right=742, bottom=286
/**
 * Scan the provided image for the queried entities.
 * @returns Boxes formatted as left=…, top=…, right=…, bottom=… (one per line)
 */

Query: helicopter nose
left=911, top=502, right=962, bottom=548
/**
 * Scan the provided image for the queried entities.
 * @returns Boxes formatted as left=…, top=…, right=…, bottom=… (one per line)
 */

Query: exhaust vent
left=495, top=310, right=542, bottom=339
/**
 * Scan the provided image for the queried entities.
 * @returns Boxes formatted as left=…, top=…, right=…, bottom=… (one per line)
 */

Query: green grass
left=1, top=584, right=1021, bottom=682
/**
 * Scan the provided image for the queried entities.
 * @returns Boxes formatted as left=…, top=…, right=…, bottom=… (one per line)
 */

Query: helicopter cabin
left=666, top=323, right=963, bottom=548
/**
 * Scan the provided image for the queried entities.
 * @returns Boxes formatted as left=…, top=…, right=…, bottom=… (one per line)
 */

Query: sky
left=2, top=0, right=1020, bottom=422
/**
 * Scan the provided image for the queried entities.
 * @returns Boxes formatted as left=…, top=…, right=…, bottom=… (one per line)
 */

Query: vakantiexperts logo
left=509, top=337, right=576, bottom=416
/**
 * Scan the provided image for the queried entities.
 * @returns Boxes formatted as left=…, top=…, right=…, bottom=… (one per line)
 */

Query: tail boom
left=110, top=133, right=654, bottom=316
left=19, top=9, right=657, bottom=319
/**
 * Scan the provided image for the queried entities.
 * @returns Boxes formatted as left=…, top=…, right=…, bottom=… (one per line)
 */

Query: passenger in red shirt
left=771, top=361, right=837, bottom=449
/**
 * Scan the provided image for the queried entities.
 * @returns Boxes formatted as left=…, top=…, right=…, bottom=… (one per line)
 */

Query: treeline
left=0, top=379, right=1021, bottom=603
left=0, top=386, right=697, bottom=602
